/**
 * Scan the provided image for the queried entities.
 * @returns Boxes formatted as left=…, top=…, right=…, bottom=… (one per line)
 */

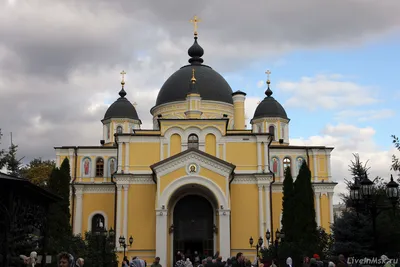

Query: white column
left=156, top=209, right=168, bottom=267
left=123, top=185, right=129, bottom=240
left=218, top=209, right=231, bottom=260
left=257, top=142, right=262, bottom=172
left=118, top=143, right=123, bottom=171
left=326, top=151, right=332, bottom=181
left=115, top=185, right=123, bottom=246
left=258, top=185, right=264, bottom=238
left=315, top=192, right=321, bottom=226
left=263, top=142, right=269, bottom=172
left=313, top=151, right=318, bottom=182
left=125, top=142, right=130, bottom=173
left=68, top=149, right=74, bottom=178
left=74, top=186, right=84, bottom=235
left=264, top=185, right=271, bottom=237
left=328, top=192, right=334, bottom=224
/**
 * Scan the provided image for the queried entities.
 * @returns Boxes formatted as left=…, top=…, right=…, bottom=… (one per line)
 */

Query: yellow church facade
left=55, top=21, right=336, bottom=267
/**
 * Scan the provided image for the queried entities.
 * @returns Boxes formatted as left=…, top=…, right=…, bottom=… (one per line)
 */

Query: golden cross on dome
left=120, top=70, right=126, bottom=87
left=265, top=70, right=271, bottom=81
left=190, top=15, right=201, bottom=35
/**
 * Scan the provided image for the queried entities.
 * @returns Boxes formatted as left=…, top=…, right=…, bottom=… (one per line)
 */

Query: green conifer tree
left=281, top=166, right=295, bottom=242
left=47, top=158, right=72, bottom=253
left=293, top=161, right=318, bottom=253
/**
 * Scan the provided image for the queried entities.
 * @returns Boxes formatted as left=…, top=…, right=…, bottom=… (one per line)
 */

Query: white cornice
left=72, top=183, right=115, bottom=194
left=153, top=150, right=234, bottom=177
left=114, top=174, right=154, bottom=184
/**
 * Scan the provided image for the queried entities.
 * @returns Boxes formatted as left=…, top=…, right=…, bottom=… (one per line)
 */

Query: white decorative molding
left=79, top=184, right=115, bottom=194
left=231, top=174, right=273, bottom=184
left=115, top=175, right=154, bottom=185
left=158, top=175, right=229, bottom=209
left=87, top=210, right=109, bottom=231
left=231, top=176, right=257, bottom=184
left=153, top=150, right=234, bottom=178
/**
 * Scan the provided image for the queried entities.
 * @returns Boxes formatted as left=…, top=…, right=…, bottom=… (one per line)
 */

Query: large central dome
left=155, top=35, right=234, bottom=107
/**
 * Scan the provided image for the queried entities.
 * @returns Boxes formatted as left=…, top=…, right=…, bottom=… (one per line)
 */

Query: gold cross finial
left=265, top=70, right=271, bottom=85
left=191, top=68, right=196, bottom=83
left=190, top=15, right=201, bottom=35
left=120, top=70, right=126, bottom=86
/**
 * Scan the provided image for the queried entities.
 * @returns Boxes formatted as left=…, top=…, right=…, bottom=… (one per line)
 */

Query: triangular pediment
left=150, top=148, right=235, bottom=177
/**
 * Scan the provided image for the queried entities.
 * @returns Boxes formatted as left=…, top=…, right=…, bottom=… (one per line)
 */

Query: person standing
left=151, top=257, right=162, bottom=267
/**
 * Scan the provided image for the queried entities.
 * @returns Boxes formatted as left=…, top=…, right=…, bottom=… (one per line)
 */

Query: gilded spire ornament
left=191, top=68, right=196, bottom=83
left=190, top=15, right=201, bottom=35
left=120, top=70, right=126, bottom=87
left=265, top=70, right=271, bottom=85
left=265, top=69, right=273, bottom=97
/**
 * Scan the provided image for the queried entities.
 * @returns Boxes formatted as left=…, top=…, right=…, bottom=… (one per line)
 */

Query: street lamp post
left=249, top=236, right=263, bottom=267
left=349, top=173, right=399, bottom=255
left=119, top=235, right=134, bottom=259
left=265, top=229, right=284, bottom=264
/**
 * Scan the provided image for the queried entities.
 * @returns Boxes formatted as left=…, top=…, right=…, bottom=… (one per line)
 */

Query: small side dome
left=252, top=81, right=288, bottom=121
left=103, top=80, right=141, bottom=122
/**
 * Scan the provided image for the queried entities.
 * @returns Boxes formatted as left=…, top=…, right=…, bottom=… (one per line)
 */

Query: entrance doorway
left=173, top=194, right=214, bottom=263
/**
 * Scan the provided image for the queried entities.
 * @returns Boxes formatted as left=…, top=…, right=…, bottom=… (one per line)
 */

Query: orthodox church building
left=55, top=17, right=336, bottom=267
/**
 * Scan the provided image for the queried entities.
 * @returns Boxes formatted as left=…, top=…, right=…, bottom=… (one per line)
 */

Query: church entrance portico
left=172, top=193, right=215, bottom=263
left=156, top=176, right=230, bottom=267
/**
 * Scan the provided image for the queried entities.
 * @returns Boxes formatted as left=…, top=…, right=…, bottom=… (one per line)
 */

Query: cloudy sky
left=1, top=0, right=399, bottom=203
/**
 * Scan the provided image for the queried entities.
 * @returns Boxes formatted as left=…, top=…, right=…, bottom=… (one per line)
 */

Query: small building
left=0, top=172, right=60, bottom=267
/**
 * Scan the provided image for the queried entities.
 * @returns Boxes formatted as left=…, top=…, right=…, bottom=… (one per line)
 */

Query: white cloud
left=335, top=109, right=395, bottom=122
left=290, top=123, right=398, bottom=204
left=245, top=96, right=262, bottom=127
left=278, top=74, right=379, bottom=110
left=257, top=80, right=264, bottom=88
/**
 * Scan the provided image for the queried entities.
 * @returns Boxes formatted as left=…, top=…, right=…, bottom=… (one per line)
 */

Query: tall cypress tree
left=293, top=161, right=318, bottom=252
left=47, top=158, right=72, bottom=252
left=281, top=166, right=295, bottom=241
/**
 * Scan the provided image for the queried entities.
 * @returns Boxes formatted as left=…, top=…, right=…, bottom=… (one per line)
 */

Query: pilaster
left=118, top=142, right=123, bottom=171
left=156, top=209, right=168, bottom=267
left=328, top=192, right=334, bottom=224
left=257, top=142, right=262, bottom=172
left=263, top=142, right=269, bottom=172
left=326, top=151, right=332, bottom=181
left=73, top=185, right=84, bottom=235
left=115, top=185, right=123, bottom=246
left=218, top=209, right=231, bottom=260
left=313, top=151, right=318, bottom=182
left=315, top=192, right=321, bottom=226
left=124, top=143, right=130, bottom=173
left=258, top=185, right=264, bottom=238
left=264, top=185, right=271, bottom=237
left=123, top=185, right=129, bottom=240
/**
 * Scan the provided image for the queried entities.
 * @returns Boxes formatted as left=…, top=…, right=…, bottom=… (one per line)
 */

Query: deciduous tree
left=21, top=158, right=55, bottom=186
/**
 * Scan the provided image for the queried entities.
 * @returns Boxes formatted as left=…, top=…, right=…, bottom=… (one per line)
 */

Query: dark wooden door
left=173, top=195, right=214, bottom=262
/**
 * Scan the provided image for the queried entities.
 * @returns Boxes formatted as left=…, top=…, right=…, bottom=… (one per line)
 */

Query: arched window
left=283, top=157, right=291, bottom=173
left=96, top=158, right=104, bottom=177
left=92, top=214, right=105, bottom=233
left=116, top=126, right=123, bottom=134
left=269, top=125, right=275, bottom=139
left=188, top=134, right=199, bottom=149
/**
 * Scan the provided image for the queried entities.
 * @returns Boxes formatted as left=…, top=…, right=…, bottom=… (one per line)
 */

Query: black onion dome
left=155, top=36, right=233, bottom=107
left=252, top=84, right=288, bottom=120
left=103, top=88, right=140, bottom=121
